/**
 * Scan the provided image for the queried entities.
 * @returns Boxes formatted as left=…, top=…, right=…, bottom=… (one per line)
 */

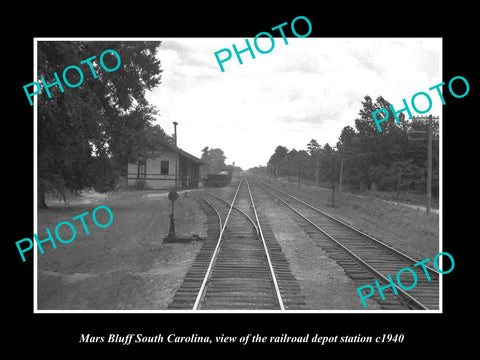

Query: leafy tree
left=342, top=95, right=438, bottom=196
left=335, top=126, right=357, bottom=191
left=350, top=95, right=407, bottom=190
left=307, top=139, right=320, bottom=154
left=321, top=143, right=339, bottom=206
left=267, top=145, right=289, bottom=178
left=307, top=139, right=321, bottom=186
left=201, top=147, right=227, bottom=174
left=295, top=150, right=310, bottom=185
left=270, top=148, right=311, bottom=185
left=264, top=95, right=439, bottom=200
left=37, top=41, right=163, bottom=207
left=336, top=126, right=356, bottom=155
left=279, top=149, right=298, bottom=181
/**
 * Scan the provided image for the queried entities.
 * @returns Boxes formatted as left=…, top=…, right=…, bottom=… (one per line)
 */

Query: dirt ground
left=37, top=189, right=206, bottom=310
left=188, top=182, right=382, bottom=310
left=261, top=178, right=439, bottom=261
left=251, top=185, right=382, bottom=310
left=37, top=180, right=423, bottom=311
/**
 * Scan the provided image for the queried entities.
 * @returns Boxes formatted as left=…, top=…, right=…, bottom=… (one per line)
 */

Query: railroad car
left=205, top=171, right=232, bottom=187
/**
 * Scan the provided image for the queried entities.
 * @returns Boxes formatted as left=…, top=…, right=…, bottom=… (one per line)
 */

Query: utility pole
left=339, top=157, right=344, bottom=193
left=426, top=115, right=432, bottom=215
left=409, top=115, right=438, bottom=215
left=173, top=121, right=178, bottom=190
left=297, top=162, right=301, bottom=187
left=338, top=139, right=348, bottom=194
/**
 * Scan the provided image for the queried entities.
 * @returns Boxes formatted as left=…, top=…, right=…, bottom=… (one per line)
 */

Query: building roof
left=157, top=141, right=207, bottom=164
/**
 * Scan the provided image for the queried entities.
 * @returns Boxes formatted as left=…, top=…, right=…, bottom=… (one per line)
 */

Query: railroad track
left=254, top=178, right=439, bottom=310
left=169, top=177, right=304, bottom=310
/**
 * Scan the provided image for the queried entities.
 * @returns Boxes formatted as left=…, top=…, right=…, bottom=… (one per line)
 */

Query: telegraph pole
left=426, top=115, right=432, bottom=215
left=173, top=121, right=178, bottom=190
left=339, top=157, right=344, bottom=193
left=409, top=115, right=437, bottom=215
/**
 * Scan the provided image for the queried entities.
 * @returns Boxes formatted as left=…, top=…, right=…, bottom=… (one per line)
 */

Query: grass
left=36, top=189, right=206, bottom=310
left=261, top=177, right=439, bottom=261
left=271, top=176, right=439, bottom=209
left=35, top=181, right=440, bottom=310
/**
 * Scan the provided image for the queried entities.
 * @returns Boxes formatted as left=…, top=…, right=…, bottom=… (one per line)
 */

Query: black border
left=6, top=5, right=472, bottom=355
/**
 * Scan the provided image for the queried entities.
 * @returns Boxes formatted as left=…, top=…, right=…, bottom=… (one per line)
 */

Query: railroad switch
left=163, top=189, right=205, bottom=243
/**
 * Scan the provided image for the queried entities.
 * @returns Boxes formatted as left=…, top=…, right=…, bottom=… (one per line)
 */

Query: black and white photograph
left=6, top=8, right=472, bottom=354
left=32, top=37, right=443, bottom=313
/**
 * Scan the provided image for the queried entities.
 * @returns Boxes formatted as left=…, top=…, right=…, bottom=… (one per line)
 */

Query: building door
left=137, top=159, right=146, bottom=180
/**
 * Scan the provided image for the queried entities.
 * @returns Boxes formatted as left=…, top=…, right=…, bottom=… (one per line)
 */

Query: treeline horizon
left=249, top=95, right=439, bottom=198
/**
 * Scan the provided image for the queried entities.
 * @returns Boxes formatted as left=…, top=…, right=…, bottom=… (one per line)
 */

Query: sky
left=146, top=38, right=442, bottom=170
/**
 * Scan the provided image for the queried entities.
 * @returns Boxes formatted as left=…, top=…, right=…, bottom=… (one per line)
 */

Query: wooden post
left=339, top=158, right=344, bottom=193
left=410, top=115, right=438, bottom=215
left=426, top=115, right=432, bottom=215
left=173, top=121, right=178, bottom=190
left=297, top=163, right=301, bottom=187
left=331, top=181, right=335, bottom=207
left=167, top=189, right=178, bottom=237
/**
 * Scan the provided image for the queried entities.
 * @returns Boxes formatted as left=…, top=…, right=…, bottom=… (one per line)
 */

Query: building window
left=161, top=160, right=169, bottom=175
left=137, top=159, right=146, bottom=179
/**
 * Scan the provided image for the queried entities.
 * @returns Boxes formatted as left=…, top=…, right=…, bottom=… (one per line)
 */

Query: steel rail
left=208, top=194, right=260, bottom=237
left=244, top=177, right=285, bottom=310
left=257, top=178, right=439, bottom=277
left=192, top=179, right=243, bottom=310
left=200, top=197, right=223, bottom=235
left=255, top=179, right=431, bottom=310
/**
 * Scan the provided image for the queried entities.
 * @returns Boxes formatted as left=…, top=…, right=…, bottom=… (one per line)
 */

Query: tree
left=321, top=143, right=339, bottom=207
left=297, top=150, right=310, bottom=185
left=280, top=149, right=298, bottom=181
left=109, top=113, right=172, bottom=174
left=350, top=95, right=407, bottom=190
left=37, top=41, right=163, bottom=208
left=336, top=126, right=356, bottom=192
left=263, top=95, right=439, bottom=201
left=338, top=95, right=438, bottom=198
left=307, top=139, right=321, bottom=186
left=267, top=145, right=289, bottom=178
left=201, top=147, right=227, bottom=174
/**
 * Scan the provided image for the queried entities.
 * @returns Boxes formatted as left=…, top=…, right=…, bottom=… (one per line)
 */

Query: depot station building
left=127, top=141, right=205, bottom=190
